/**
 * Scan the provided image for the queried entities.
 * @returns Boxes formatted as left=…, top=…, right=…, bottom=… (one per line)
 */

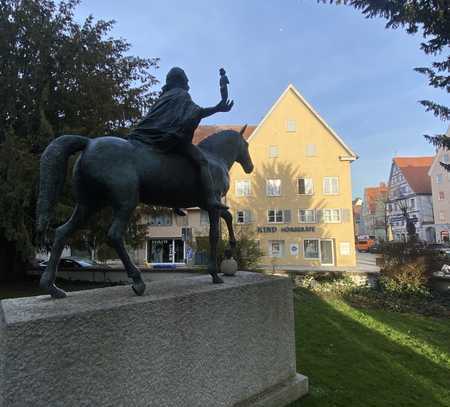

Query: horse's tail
left=36, top=135, right=89, bottom=243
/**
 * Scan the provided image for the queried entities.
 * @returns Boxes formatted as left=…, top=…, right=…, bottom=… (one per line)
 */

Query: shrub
left=195, top=229, right=264, bottom=271
left=380, top=258, right=430, bottom=297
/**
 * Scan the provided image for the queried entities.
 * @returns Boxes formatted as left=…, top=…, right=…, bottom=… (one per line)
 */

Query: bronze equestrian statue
left=36, top=67, right=253, bottom=299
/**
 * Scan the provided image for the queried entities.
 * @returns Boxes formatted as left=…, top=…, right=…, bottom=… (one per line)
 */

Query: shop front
left=146, top=239, right=185, bottom=265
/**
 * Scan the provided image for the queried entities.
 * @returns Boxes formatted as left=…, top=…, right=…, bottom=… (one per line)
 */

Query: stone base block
left=0, top=272, right=308, bottom=407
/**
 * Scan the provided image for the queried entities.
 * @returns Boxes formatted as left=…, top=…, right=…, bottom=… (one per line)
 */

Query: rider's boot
left=200, top=164, right=228, bottom=211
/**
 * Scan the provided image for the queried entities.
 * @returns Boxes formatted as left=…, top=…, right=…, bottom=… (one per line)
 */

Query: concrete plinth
left=0, top=272, right=308, bottom=407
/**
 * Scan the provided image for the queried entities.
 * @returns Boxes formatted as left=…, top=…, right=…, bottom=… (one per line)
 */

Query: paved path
left=355, top=252, right=381, bottom=273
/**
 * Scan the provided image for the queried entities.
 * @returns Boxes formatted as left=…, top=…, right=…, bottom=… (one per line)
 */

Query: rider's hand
left=217, top=99, right=234, bottom=112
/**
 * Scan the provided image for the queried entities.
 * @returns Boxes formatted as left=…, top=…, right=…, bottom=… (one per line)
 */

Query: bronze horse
left=36, top=126, right=253, bottom=298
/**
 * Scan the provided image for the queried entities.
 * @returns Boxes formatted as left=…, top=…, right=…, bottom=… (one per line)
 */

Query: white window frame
left=436, top=174, right=443, bottom=184
left=303, top=239, right=320, bottom=260
left=323, top=209, right=341, bottom=223
left=286, top=119, right=296, bottom=132
left=235, top=180, right=251, bottom=197
left=149, top=212, right=172, bottom=226
left=299, top=209, right=316, bottom=223
left=323, top=177, right=340, bottom=195
left=298, top=177, right=314, bottom=195
left=266, top=179, right=281, bottom=196
left=236, top=210, right=251, bottom=224
left=269, top=240, right=284, bottom=258
left=267, top=209, right=284, bottom=223
left=268, top=145, right=279, bottom=158
left=305, top=144, right=317, bottom=157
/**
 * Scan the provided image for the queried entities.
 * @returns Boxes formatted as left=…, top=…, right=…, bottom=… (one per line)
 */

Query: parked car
left=356, top=238, right=375, bottom=253
left=368, top=243, right=383, bottom=254
left=424, top=243, right=450, bottom=257
left=38, top=257, right=109, bottom=272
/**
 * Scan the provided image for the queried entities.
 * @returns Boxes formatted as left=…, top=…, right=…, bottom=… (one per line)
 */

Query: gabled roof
left=247, top=84, right=358, bottom=160
left=193, top=125, right=256, bottom=145
left=364, top=183, right=388, bottom=214
left=428, top=126, right=450, bottom=175
left=393, top=156, right=434, bottom=194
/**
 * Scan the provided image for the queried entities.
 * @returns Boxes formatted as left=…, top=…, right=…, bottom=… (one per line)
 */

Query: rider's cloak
left=128, top=87, right=202, bottom=152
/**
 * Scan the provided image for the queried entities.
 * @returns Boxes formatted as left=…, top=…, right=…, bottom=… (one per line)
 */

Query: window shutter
left=342, top=209, right=351, bottom=223
left=284, top=209, right=291, bottom=223
left=316, top=209, right=323, bottom=223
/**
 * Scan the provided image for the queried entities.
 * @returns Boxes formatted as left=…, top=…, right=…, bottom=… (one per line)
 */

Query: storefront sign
left=256, top=226, right=315, bottom=233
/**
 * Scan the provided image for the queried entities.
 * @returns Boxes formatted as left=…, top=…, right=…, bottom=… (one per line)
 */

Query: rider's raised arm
left=199, top=99, right=234, bottom=119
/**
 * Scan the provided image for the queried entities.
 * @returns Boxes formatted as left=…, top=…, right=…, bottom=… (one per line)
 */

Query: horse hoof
left=212, top=275, right=224, bottom=284
left=132, top=281, right=146, bottom=296
left=48, top=284, right=67, bottom=299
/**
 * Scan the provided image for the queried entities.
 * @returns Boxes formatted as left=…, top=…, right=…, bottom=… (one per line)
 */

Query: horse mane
left=198, top=130, right=240, bottom=152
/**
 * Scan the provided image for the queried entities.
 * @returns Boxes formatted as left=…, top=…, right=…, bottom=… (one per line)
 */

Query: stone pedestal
left=0, top=272, right=308, bottom=407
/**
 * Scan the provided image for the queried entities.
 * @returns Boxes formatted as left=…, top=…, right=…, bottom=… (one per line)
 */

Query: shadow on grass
left=289, top=288, right=450, bottom=407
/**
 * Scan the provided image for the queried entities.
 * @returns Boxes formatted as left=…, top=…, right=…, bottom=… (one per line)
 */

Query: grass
left=2, top=279, right=449, bottom=406
left=290, top=288, right=450, bottom=406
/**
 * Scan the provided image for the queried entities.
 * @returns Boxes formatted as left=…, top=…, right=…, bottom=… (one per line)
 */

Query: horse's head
left=236, top=125, right=254, bottom=174
left=198, top=125, right=254, bottom=173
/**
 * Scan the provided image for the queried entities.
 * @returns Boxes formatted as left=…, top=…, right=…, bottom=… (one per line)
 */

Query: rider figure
left=128, top=67, right=233, bottom=210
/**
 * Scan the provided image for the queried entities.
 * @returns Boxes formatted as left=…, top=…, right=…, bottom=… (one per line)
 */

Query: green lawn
left=290, top=289, right=450, bottom=407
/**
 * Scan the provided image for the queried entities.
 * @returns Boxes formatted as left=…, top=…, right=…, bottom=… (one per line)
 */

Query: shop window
left=236, top=180, right=251, bottom=197
left=299, top=209, right=316, bottom=223
left=304, top=239, right=320, bottom=260
left=266, top=179, right=281, bottom=196
left=269, top=240, right=284, bottom=257
left=267, top=209, right=283, bottom=223
left=268, top=145, right=279, bottom=158
left=149, top=212, right=172, bottom=226
left=298, top=178, right=313, bottom=195
left=323, top=177, right=340, bottom=194
left=323, top=209, right=341, bottom=223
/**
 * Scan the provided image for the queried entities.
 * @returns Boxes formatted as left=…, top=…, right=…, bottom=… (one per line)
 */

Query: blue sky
left=75, top=0, right=448, bottom=198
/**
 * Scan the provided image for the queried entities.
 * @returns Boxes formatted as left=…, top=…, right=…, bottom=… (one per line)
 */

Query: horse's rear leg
left=208, top=208, right=224, bottom=284
left=107, top=207, right=146, bottom=296
left=40, top=204, right=94, bottom=299
left=220, top=209, right=237, bottom=250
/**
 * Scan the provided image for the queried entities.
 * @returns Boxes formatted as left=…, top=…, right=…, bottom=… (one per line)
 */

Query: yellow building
left=135, top=85, right=357, bottom=269
left=228, top=84, right=357, bottom=268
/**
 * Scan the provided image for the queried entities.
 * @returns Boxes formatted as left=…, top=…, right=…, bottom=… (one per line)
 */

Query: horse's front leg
left=208, top=208, right=223, bottom=284
left=220, top=209, right=237, bottom=252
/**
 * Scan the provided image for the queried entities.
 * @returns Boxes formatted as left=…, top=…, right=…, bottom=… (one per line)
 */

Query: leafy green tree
left=0, top=0, right=159, bottom=279
left=319, top=1, right=449, bottom=135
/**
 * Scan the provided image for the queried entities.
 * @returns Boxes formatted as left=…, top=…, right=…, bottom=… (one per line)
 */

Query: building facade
left=428, top=129, right=450, bottom=242
left=134, top=85, right=357, bottom=269
left=227, top=85, right=357, bottom=268
left=362, top=182, right=388, bottom=241
left=386, top=157, right=435, bottom=242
